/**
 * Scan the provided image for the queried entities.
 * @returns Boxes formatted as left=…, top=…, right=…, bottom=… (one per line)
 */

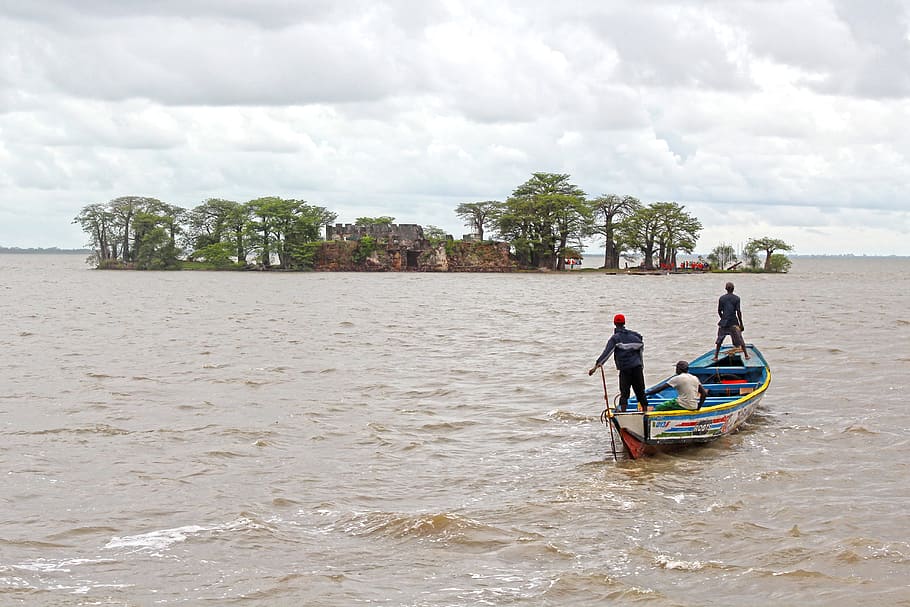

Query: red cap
left=614, top=314, right=625, bottom=325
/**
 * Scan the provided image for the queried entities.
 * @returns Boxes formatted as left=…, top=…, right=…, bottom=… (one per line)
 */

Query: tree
left=109, top=196, right=153, bottom=262
left=225, top=203, right=254, bottom=265
left=185, top=199, right=242, bottom=254
left=652, top=202, right=701, bottom=268
left=614, top=202, right=701, bottom=270
left=745, top=237, right=793, bottom=271
left=355, top=216, right=395, bottom=227
left=132, top=212, right=173, bottom=269
left=616, top=205, right=660, bottom=269
left=493, top=172, right=588, bottom=270
left=284, top=203, right=337, bottom=269
left=74, top=196, right=181, bottom=267
left=248, top=197, right=337, bottom=269
left=73, top=203, right=115, bottom=263
left=590, top=194, right=641, bottom=269
left=454, top=201, right=498, bottom=241
left=707, top=243, right=738, bottom=270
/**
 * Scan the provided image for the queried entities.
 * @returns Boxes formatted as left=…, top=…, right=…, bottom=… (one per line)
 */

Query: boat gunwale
left=637, top=367, right=772, bottom=418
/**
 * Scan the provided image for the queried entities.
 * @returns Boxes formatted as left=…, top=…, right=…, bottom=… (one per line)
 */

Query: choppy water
left=1, top=254, right=908, bottom=606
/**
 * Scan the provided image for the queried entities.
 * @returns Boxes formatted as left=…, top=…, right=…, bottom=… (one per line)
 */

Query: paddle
left=598, top=366, right=618, bottom=460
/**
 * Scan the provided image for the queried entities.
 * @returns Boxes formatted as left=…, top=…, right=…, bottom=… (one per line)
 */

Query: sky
left=1, top=0, right=909, bottom=255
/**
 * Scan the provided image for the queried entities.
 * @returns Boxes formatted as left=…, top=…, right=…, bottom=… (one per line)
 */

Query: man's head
left=613, top=313, right=625, bottom=326
left=725, top=282, right=735, bottom=293
left=675, top=360, right=689, bottom=374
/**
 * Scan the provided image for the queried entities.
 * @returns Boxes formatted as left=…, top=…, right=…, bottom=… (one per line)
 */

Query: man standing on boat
left=715, top=282, right=750, bottom=360
left=588, top=314, right=649, bottom=412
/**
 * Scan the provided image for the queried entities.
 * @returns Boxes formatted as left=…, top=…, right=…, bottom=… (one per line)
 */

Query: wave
left=841, top=424, right=878, bottom=435
left=17, top=424, right=131, bottom=437
left=103, top=514, right=285, bottom=554
left=334, top=510, right=512, bottom=547
left=654, top=554, right=709, bottom=571
left=547, top=409, right=595, bottom=423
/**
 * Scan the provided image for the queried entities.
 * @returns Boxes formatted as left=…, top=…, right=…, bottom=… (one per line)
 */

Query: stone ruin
left=325, top=223, right=426, bottom=244
left=316, top=223, right=513, bottom=272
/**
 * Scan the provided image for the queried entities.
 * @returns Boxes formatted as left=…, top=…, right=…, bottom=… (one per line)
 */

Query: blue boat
left=602, top=344, right=771, bottom=459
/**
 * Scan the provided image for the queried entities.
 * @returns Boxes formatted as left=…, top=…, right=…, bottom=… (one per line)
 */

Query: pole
left=599, top=366, right=618, bottom=460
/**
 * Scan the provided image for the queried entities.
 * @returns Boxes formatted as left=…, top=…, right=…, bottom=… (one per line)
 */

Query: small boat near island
left=601, top=344, right=771, bottom=459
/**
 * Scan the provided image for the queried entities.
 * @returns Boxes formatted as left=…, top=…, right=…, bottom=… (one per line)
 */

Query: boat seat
left=701, top=382, right=758, bottom=396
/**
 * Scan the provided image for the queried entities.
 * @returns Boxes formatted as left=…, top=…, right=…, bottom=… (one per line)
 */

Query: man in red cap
left=588, top=313, right=649, bottom=412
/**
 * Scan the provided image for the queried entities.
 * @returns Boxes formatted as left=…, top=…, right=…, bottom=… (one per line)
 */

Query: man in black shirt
left=715, top=282, right=750, bottom=360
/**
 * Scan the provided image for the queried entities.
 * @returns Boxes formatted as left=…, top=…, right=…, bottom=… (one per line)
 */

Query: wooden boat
left=602, top=344, right=771, bottom=459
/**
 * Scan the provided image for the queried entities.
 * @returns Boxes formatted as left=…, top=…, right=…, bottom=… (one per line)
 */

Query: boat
left=601, top=344, right=771, bottom=459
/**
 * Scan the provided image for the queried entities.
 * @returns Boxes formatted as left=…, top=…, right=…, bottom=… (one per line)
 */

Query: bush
left=768, top=253, right=792, bottom=273
left=353, top=236, right=377, bottom=263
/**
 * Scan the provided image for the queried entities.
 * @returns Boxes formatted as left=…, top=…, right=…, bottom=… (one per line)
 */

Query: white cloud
left=1, top=0, right=909, bottom=254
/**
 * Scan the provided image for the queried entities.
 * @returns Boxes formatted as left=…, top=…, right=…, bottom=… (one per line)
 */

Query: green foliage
left=74, top=196, right=185, bottom=268
left=193, top=242, right=235, bottom=267
left=616, top=205, right=661, bottom=269
left=185, top=198, right=248, bottom=260
left=768, top=252, right=792, bottom=273
left=423, top=225, right=448, bottom=247
left=591, top=194, right=641, bottom=269
left=179, top=260, right=244, bottom=270
left=134, top=226, right=173, bottom=270
left=355, top=216, right=395, bottom=227
left=745, top=237, right=794, bottom=271
left=454, top=201, right=498, bottom=240
left=353, top=235, right=377, bottom=263
left=97, top=258, right=129, bottom=270
left=616, top=202, right=701, bottom=269
left=288, top=241, right=322, bottom=270
left=246, top=197, right=337, bottom=268
left=492, top=172, right=589, bottom=270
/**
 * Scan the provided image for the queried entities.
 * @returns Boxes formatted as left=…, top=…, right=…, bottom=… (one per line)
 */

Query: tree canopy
left=75, top=196, right=335, bottom=270
left=454, top=201, right=498, bottom=241
left=746, top=237, right=794, bottom=271
left=491, top=172, right=590, bottom=270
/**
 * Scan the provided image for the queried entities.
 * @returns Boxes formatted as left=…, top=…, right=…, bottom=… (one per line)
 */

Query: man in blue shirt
left=588, top=314, right=649, bottom=412
left=715, top=282, right=750, bottom=360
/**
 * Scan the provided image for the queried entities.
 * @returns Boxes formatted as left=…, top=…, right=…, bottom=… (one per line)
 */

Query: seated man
left=646, top=361, right=708, bottom=412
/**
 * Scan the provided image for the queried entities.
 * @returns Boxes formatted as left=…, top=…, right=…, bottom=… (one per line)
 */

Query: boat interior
left=623, top=348, right=767, bottom=413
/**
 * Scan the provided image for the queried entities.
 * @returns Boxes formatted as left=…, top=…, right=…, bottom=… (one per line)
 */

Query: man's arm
left=587, top=338, right=615, bottom=375
left=645, top=381, right=670, bottom=396
left=697, top=383, right=708, bottom=408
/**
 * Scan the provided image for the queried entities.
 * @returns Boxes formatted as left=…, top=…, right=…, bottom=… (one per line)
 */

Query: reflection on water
left=0, top=255, right=908, bottom=605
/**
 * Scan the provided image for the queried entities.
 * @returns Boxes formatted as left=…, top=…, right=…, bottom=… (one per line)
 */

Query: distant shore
left=0, top=247, right=90, bottom=254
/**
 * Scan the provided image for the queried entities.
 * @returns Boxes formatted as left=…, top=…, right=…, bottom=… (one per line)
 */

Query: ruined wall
left=443, top=241, right=514, bottom=272
left=312, top=240, right=515, bottom=272
left=326, top=223, right=424, bottom=243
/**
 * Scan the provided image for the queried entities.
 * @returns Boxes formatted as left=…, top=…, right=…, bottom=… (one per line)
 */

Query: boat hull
left=605, top=344, right=771, bottom=458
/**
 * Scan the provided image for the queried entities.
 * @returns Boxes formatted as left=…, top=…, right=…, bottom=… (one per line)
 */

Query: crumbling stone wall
left=443, top=241, right=514, bottom=272
left=312, top=239, right=515, bottom=272
left=326, top=223, right=424, bottom=243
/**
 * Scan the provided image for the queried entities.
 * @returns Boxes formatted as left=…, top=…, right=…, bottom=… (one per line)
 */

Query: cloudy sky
left=1, top=0, right=908, bottom=255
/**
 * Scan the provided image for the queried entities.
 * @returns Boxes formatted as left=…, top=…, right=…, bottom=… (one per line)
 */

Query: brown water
left=1, top=254, right=908, bottom=606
